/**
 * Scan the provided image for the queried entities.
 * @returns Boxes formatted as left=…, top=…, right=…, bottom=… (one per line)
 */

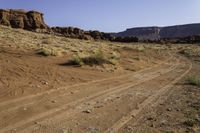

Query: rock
left=43, top=81, right=48, bottom=85
left=60, top=128, right=68, bottom=133
left=167, top=108, right=172, bottom=111
left=0, top=9, right=50, bottom=32
left=51, top=27, right=114, bottom=41
left=87, top=127, right=99, bottom=133
left=160, top=120, right=168, bottom=126
left=195, top=114, right=200, bottom=122
left=83, top=109, right=92, bottom=113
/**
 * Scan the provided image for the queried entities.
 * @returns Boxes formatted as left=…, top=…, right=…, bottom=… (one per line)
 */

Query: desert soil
left=0, top=27, right=199, bottom=133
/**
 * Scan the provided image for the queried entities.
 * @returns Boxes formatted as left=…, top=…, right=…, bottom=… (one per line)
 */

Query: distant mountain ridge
left=113, top=23, right=200, bottom=40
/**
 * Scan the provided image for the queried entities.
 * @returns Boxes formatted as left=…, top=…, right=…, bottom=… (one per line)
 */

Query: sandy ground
left=0, top=27, right=199, bottom=133
left=1, top=47, right=198, bottom=133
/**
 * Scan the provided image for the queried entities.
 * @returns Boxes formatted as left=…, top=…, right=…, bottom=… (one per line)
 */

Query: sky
left=1, top=0, right=200, bottom=32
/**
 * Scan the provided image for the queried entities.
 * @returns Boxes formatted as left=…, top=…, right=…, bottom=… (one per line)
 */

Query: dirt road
left=0, top=53, right=192, bottom=133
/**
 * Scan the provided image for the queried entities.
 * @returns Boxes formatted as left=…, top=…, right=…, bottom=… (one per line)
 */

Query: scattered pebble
left=83, top=109, right=92, bottom=113
left=87, top=127, right=99, bottom=133
left=167, top=108, right=172, bottom=111
left=60, top=128, right=68, bottom=133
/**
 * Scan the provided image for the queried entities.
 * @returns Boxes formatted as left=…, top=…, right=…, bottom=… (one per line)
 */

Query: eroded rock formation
left=0, top=9, right=50, bottom=32
left=51, top=27, right=114, bottom=41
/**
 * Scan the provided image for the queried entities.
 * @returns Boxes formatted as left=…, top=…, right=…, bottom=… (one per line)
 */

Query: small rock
left=167, top=108, right=172, bottom=111
left=23, top=107, right=27, bottom=111
left=83, top=109, right=92, bottom=113
left=87, top=127, right=99, bottom=132
left=70, top=91, right=74, bottom=94
left=195, top=114, right=200, bottom=122
left=60, top=128, right=68, bottom=133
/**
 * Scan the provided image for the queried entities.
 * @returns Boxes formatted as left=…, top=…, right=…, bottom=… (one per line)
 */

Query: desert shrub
left=37, top=47, right=62, bottom=56
left=180, top=48, right=200, bottom=57
left=67, top=51, right=111, bottom=66
left=186, top=76, right=200, bottom=87
left=68, top=55, right=84, bottom=66
left=137, top=45, right=145, bottom=52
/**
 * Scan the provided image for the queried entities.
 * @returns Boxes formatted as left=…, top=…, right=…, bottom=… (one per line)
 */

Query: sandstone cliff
left=0, top=9, right=50, bottom=32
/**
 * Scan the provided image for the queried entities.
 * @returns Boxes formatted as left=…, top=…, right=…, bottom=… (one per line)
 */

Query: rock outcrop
left=0, top=9, right=50, bottom=32
left=51, top=27, right=114, bottom=41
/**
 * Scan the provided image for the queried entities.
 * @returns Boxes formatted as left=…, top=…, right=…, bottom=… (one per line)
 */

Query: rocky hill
left=113, top=23, right=200, bottom=40
left=0, top=9, right=50, bottom=32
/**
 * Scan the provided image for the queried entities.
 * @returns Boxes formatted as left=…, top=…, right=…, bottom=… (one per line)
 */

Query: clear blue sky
left=1, top=0, right=200, bottom=32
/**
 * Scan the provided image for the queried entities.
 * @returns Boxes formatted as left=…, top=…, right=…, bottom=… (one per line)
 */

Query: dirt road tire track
left=104, top=57, right=192, bottom=133
left=0, top=54, right=185, bottom=133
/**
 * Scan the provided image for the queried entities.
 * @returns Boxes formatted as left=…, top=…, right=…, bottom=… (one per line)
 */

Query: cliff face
left=0, top=9, right=50, bottom=32
left=114, top=27, right=161, bottom=40
left=114, top=24, right=200, bottom=40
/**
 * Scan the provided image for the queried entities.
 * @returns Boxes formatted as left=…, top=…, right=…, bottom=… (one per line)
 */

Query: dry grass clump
left=66, top=50, right=113, bottom=66
left=186, top=76, right=200, bottom=87
left=180, top=46, right=200, bottom=57
left=36, top=47, right=63, bottom=57
left=120, top=44, right=146, bottom=52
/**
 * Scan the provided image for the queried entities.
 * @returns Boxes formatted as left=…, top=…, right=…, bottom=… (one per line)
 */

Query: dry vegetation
left=186, top=76, right=200, bottom=87
left=0, top=25, right=169, bottom=72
